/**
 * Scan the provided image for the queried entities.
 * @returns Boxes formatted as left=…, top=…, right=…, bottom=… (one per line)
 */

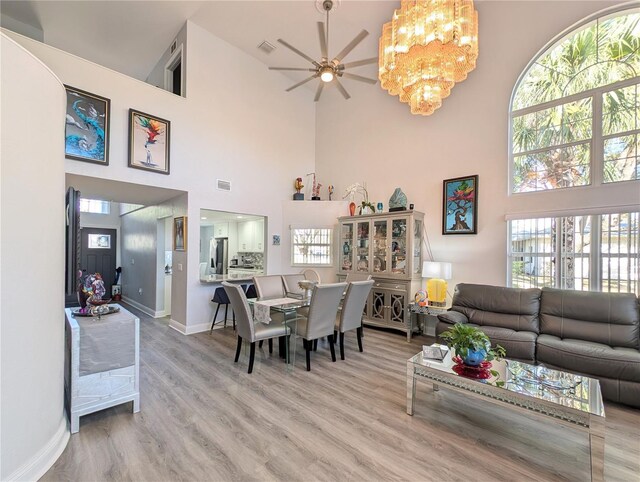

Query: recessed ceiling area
left=0, top=1, right=395, bottom=91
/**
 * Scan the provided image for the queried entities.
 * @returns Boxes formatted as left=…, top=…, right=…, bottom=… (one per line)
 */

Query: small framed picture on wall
left=442, top=175, right=478, bottom=235
left=64, top=86, right=110, bottom=165
left=173, top=216, right=187, bottom=251
left=128, top=109, right=171, bottom=174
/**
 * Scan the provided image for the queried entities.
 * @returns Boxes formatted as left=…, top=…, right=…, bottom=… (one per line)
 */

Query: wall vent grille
left=217, top=179, right=231, bottom=191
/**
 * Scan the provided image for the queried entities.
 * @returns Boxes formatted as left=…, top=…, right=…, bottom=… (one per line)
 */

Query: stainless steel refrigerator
left=213, top=237, right=228, bottom=275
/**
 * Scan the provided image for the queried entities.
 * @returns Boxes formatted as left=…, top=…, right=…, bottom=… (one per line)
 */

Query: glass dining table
left=247, top=295, right=311, bottom=370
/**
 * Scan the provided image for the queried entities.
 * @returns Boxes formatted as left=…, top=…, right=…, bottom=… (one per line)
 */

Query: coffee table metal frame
left=406, top=353, right=605, bottom=481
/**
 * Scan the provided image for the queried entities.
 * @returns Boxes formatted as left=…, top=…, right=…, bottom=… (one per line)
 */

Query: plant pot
left=462, top=348, right=487, bottom=367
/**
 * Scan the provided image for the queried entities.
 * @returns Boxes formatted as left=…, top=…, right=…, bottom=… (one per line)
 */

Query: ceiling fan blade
left=317, top=22, right=328, bottom=60
left=269, top=67, right=317, bottom=72
left=341, top=72, right=377, bottom=84
left=334, top=78, right=351, bottom=100
left=285, top=74, right=319, bottom=92
left=340, top=57, right=378, bottom=69
left=314, top=82, right=324, bottom=102
left=277, top=39, right=320, bottom=67
left=332, top=30, right=369, bottom=64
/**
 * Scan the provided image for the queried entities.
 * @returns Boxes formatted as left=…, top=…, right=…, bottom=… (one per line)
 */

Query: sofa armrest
left=437, top=311, right=469, bottom=325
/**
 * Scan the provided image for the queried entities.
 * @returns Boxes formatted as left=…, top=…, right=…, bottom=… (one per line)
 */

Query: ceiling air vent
left=257, top=40, right=276, bottom=54
left=216, top=179, right=231, bottom=191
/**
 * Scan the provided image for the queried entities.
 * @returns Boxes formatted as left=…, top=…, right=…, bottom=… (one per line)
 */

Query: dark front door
left=79, top=228, right=117, bottom=299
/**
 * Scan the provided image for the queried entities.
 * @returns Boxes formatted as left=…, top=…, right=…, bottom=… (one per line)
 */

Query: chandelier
left=379, top=0, right=479, bottom=115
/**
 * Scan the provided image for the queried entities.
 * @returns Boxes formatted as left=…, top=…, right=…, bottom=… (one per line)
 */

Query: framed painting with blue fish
left=64, top=86, right=110, bottom=165
left=443, top=175, right=478, bottom=235
left=128, top=109, right=170, bottom=175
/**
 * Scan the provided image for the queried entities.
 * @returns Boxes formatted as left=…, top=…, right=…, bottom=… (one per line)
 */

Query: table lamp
left=422, top=261, right=452, bottom=306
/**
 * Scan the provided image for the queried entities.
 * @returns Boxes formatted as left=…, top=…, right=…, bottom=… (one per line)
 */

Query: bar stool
left=244, top=284, right=257, bottom=299
left=210, top=287, right=236, bottom=333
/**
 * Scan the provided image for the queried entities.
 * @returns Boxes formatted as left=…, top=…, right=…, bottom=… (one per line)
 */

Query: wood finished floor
left=45, top=305, right=640, bottom=481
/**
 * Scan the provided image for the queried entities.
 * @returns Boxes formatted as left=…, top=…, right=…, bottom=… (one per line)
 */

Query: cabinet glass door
left=356, top=221, right=370, bottom=272
left=372, top=220, right=388, bottom=274
left=391, top=218, right=407, bottom=275
left=340, top=223, right=354, bottom=272
left=413, top=219, right=422, bottom=275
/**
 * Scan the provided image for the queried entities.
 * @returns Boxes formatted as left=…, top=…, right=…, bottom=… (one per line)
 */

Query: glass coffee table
left=407, top=351, right=605, bottom=481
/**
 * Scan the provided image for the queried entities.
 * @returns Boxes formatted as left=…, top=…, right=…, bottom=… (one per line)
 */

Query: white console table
left=64, top=304, right=140, bottom=433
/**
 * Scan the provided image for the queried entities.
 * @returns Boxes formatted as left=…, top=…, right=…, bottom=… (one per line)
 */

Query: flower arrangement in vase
left=343, top=182, right=376, bottom=215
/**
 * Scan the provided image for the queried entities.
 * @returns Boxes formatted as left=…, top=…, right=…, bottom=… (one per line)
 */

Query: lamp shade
left=422, top=261, right=452, bottom=280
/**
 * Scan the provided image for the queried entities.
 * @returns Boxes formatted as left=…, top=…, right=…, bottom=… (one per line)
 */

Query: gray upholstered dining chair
left=334, top=280, right=374, bottom=360
left=253, top=275, right=285, bottom=300
left=222, top=282, right=290, bottom=374
left=282, top=274, right=306, bottom=297
left=295, top=282, right=346, bottom=371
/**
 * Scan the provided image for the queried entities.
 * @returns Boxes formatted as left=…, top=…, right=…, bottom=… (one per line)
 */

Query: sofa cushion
left=437, top=311, right=468, bottom=325
left=436, top=322, right=537, bottom=363
left=537, top=334, right=640, bottom=383
left=540, top=288, right=639, bottom=349
left=450, top=283, right=541, bottom=333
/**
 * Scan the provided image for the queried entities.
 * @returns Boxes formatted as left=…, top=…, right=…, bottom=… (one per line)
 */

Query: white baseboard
left=169, top=319, right=214, bottom=335
left=121, top=297, right=165, bottom=318
left=5, top=414, right=69, bottom=481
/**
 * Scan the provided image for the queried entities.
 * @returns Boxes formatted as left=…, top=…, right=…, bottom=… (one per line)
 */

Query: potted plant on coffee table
left=439, top=323, right=506, bottom=367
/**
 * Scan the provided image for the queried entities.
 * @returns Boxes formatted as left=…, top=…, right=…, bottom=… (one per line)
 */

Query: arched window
left=511, top=9, right=639, bottom=192
left=507, top=7, right=639, bottom=294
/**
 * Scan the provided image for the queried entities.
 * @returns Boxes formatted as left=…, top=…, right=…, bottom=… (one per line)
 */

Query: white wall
left=1, top=33, right=68, bottom=481
left=3, top=19, right=316, bottom=333
left=315, top=0, right=627, bottom=290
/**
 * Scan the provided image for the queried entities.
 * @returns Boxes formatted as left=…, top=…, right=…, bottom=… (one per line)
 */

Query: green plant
left=439, top=323, right=506, bottom=361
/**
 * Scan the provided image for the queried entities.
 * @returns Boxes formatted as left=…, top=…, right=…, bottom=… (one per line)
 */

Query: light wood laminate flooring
left=45, top=306, right=640, bottom=481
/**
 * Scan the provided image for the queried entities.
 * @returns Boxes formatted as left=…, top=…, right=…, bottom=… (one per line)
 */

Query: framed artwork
left=128, top=109, right=171, bottom=174
left=272, top=235, right=281, bottom=246
left=443, top=175, right=478, bottom=235
left=173, top=216, right=187, bottom=251
left=64, top=86, right=110, bottom=165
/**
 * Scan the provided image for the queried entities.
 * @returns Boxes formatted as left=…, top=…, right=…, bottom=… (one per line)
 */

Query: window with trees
left=291, top=228, right=333, bottom=267
left=508, top=8, right=639, bottom=294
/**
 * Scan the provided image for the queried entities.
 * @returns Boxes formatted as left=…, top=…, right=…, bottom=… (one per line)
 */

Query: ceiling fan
left=269, top=0, right=378, bottom=101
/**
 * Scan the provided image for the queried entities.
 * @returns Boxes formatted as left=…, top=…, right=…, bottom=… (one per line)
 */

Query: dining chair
left=222, top=282, right=290, bottom=374
left=345, top=273, right=372, bottom=283
left=253, top=275, right=285, bottom=348
left=282, top=274, right=305, bottom=297
left=296, top=282, right=346, bottom=371
left=302, top=268, right=321, bottom=283
left=334, top=280, right=374, bottom=360
left=253, top=275, right=285, bottom=300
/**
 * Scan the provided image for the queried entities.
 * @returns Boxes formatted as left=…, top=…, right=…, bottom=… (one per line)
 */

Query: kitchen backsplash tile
left=237, top=252, right=263, bottom=268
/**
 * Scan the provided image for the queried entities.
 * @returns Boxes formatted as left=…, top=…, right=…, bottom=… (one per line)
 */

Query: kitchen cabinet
left=238, top=220, right=264, bottom=252
left=337, top=211, right=424, bottom=337
left=214, top=222, right=229, bottom=238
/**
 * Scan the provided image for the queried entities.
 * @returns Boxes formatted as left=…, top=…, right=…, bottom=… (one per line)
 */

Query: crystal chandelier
left=379, top=0, right=479, bottom=115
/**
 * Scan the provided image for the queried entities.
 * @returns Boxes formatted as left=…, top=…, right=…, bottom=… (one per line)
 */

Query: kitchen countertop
left=199, top=272, right=263, bottom=283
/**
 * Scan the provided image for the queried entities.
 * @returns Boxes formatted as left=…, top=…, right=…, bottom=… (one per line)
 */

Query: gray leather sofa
left=436, top=283, right=640, bottom=408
